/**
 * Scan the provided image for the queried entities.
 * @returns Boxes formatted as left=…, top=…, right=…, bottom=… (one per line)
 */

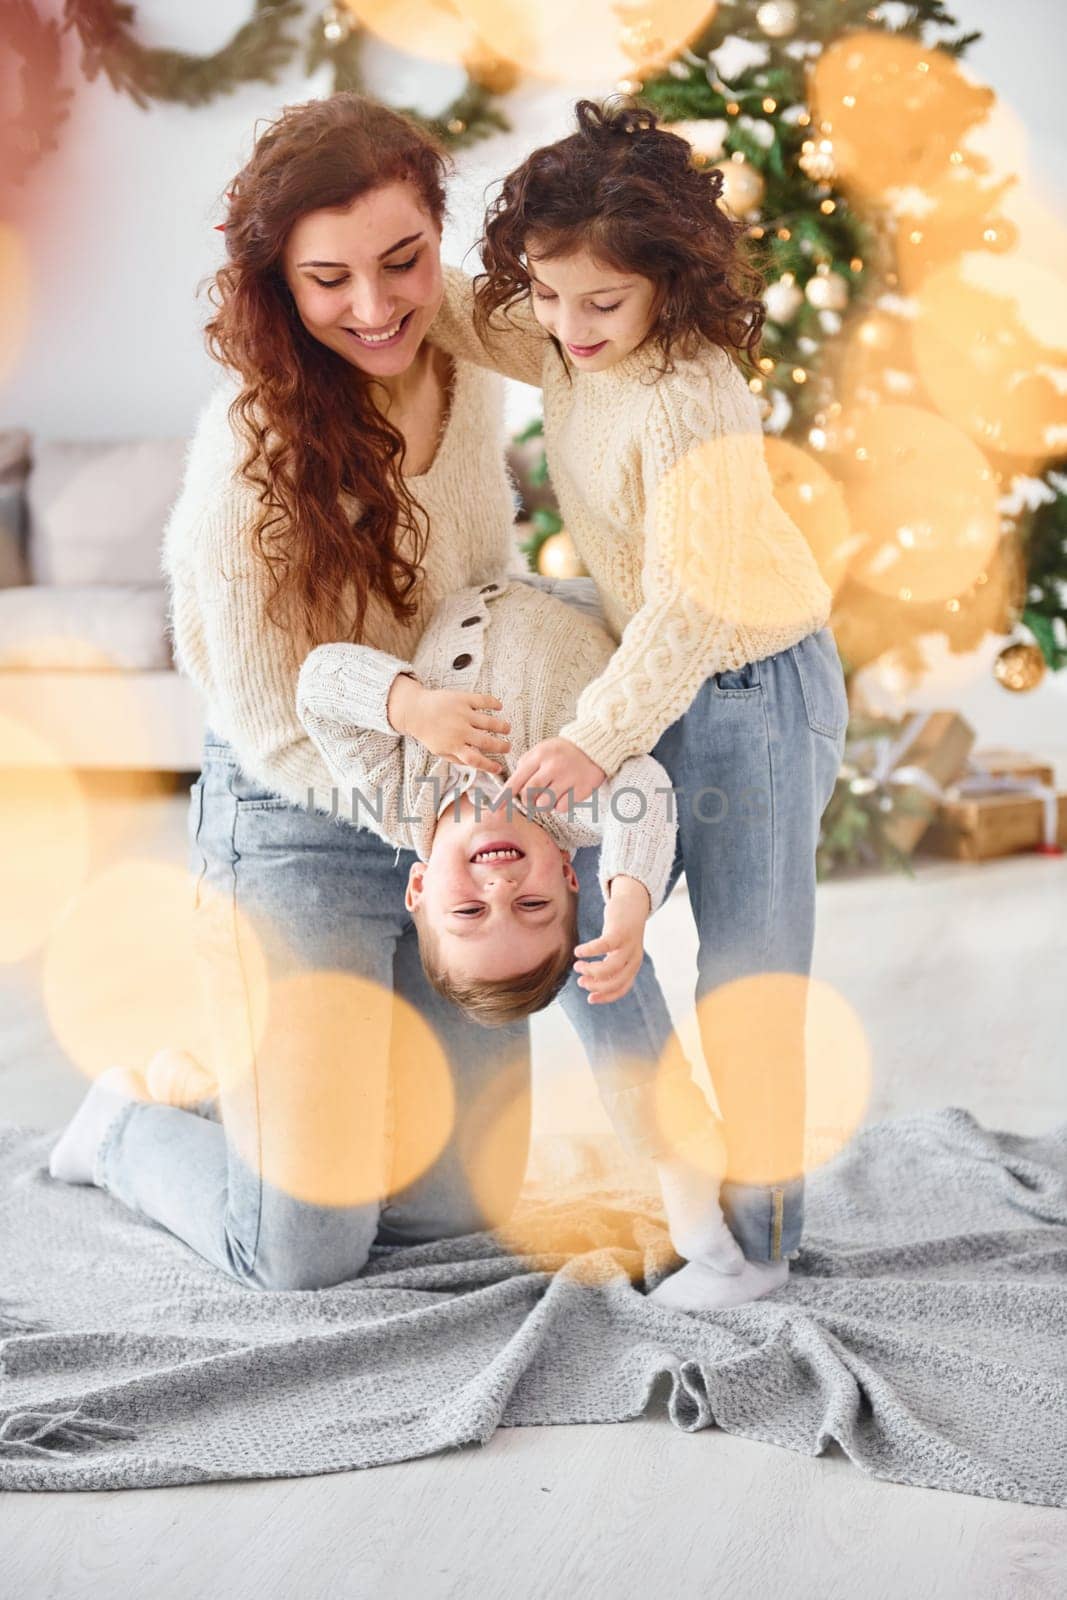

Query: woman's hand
left=573, top=876, right=651, bottom=1005
left=500, top=737, right=607, bottom=813
left=388, top=676, right=511, bottom=775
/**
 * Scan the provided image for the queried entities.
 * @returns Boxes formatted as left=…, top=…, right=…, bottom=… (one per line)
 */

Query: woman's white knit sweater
left=296, top=577, right=677, bottom=912
left=431, top=266, right=834, bottom=776
left=161, top=346, right=526, bottom=823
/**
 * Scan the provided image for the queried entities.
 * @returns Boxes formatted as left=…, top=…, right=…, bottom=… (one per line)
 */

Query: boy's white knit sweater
left=431, top=266, right=834, bottom=776
left=296, top=576, right=677, bottom=912
left=161, top=348, right=528, bottom=821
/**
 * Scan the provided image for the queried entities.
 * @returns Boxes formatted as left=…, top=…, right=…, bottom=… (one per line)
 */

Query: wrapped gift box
left=921, top=786, right=1067, bottom=861
left=969, top=748, right=1056, bottom=789
left=851, top=710, right=976, bottom=855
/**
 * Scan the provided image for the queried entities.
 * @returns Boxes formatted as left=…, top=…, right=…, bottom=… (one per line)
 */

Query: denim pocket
left=713, top=657, right=763, bottom=696
left=792, top=628, right=849, bottom=741
left=228, top=761, right=290, bottom=809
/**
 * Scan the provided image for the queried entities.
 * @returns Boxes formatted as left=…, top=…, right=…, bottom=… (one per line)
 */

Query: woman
left=47, top=93, right=693, bottom=1292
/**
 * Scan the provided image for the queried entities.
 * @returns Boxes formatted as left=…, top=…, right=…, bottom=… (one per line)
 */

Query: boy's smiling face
left=405, top=789, right=579, bottom=982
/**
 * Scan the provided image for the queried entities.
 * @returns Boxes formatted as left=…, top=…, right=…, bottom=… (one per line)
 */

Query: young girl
left=432, top=99, right=849, bottom=1311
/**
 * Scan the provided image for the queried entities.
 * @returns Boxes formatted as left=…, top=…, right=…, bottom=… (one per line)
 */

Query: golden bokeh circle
left=840, top=403, right=1001, bottom=604
left=654, top=973, right=871, bottom=1185
left=0, top=223, right=30, bottom=387
left=0, top=717, right=91, bottom=965
left=810, top=31, right=989, bottom=200
left=652, top=429, right=839, bottom=632
left=762, top=434, right=855, bottom=596
left=203, top=966, right=455, bottom=1210
left=338, top=0, right=476, bottom=63
left=41, top=860, right=267, bottom=1083
left=912, top=257, right=1067, bottom=468
left=452, top=0, right=718, bottom=84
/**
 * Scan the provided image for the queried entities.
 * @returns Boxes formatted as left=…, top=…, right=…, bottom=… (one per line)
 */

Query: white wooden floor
left=2, top=768, right=1066, bottom=1600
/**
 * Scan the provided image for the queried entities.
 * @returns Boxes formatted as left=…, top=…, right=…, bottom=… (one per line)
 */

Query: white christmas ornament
left=763, top=278, right=804, bottom=323
left=756, top=1, right=799, bottom=38
left=805, top=271, right=850, bottom=311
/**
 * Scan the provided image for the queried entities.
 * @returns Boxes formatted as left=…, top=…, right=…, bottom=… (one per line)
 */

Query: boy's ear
left=405, top=860, right=427, bottom=913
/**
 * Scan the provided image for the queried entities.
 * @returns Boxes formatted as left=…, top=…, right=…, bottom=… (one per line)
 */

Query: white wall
left=3, top=0, right=1065, bottom=743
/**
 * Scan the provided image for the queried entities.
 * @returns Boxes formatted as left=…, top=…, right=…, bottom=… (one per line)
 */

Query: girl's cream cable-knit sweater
left=161, top=347, right=524, bottom=824
left=431, top=266, right=834, bottom=777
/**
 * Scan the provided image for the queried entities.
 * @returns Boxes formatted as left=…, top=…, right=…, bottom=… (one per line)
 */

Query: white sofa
left=0, top=428, right=204, bottom=770
left=0, top=426, right=554, bottom=772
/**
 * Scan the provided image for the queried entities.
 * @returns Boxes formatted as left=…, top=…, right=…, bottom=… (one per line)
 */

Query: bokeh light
left=0, top=715, right=90, bottom=965
left=839, top=404, right=1001, bottom=605
left=655, top=974, right=871, bottom=1185
left=339, top=0, right=476, bottom=65
left=453, top=0, right=718, bottom=85
left=763, top=435, right=856, bottom=596
left=811, top=31, right=994, bottom=200
left=41, top=860, right=266, bottom=1086
left=653, top=430, right=837, bottom=632
left=912, top=258, right=1067, bottom=468
left=0, top=223, right=30, bottom=388
left=216, top=968, right=456, bottom=1209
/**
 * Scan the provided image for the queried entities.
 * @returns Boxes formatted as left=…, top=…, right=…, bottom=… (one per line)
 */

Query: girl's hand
left=572, top=876, right=650, bottom=1005
left=500, top=737, right=607, bottom=814
left=388, top=677, right=511, bottom=775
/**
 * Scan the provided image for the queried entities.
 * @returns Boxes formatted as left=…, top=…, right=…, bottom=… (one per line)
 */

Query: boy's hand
left=501, top=737, right=606, bottom=813
left=388, top=676, right=511, bottom=775
left=572, top=876, right=651, bottom=1005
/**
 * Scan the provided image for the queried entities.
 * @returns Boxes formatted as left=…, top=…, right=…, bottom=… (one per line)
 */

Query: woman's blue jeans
left=93, top=727, right=670, bottom=1290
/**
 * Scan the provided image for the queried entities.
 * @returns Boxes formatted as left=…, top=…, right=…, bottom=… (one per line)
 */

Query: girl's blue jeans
left=563, top=624, right=849, bottom=1262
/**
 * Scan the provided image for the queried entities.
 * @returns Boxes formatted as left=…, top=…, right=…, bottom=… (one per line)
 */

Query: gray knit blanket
left=1, top=1107, right=1065, bottom=1504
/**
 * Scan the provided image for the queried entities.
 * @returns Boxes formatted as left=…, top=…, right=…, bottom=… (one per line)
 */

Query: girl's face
left=282, top=181, right=443, bottom=378
left=525, top=246, right=659, bottom=372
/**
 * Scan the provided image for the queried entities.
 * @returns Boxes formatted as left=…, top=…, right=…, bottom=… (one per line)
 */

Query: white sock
left=653, top=1121, right=744, bottom=1274
left=648, top=1256, right=790, bottom=1313
left=48, top=1066, right=149, bottom=1186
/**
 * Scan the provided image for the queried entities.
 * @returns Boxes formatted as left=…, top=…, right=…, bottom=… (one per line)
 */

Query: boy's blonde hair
left=414, top=897, right=580, bottom=1027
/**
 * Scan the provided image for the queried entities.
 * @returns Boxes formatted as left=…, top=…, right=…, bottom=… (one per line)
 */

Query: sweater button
left=460, top=616, right=480, bottom=627
left=452, top=653, right=473, bottom=669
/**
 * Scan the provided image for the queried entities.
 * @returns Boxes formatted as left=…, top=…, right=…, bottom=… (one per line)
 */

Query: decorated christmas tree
left=512, top=0, right=1066, bottom=873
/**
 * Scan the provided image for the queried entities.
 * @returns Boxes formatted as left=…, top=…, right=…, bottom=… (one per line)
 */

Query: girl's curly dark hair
left=203, top=93, right=452, bottom=655
left=473, top=97, right=767, bottom=379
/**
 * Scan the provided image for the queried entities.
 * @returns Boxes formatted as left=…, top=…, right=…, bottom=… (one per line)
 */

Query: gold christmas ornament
left=712, top=155, right=766, bottom=217
left=993, top=640, right=1046, bottom=693
left=537, top=530, right=588, bottom=579
left=805, top=270, right=849, bottom=312
left=462, top=39, right=520, bottom=93
left=756, top=0, right=798, bottom=37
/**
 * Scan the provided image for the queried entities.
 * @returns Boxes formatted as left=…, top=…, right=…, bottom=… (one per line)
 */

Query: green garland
left=0, top=1, right=74, bottom=189
left=62, top=0, right=304, bottom=110
left=59, top=0, right=508, bottom=150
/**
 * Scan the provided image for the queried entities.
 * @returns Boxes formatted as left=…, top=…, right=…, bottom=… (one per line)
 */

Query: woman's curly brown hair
left=473, top=97, right=767, bottom=380
left=203, top=93, right=452, bottom=654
